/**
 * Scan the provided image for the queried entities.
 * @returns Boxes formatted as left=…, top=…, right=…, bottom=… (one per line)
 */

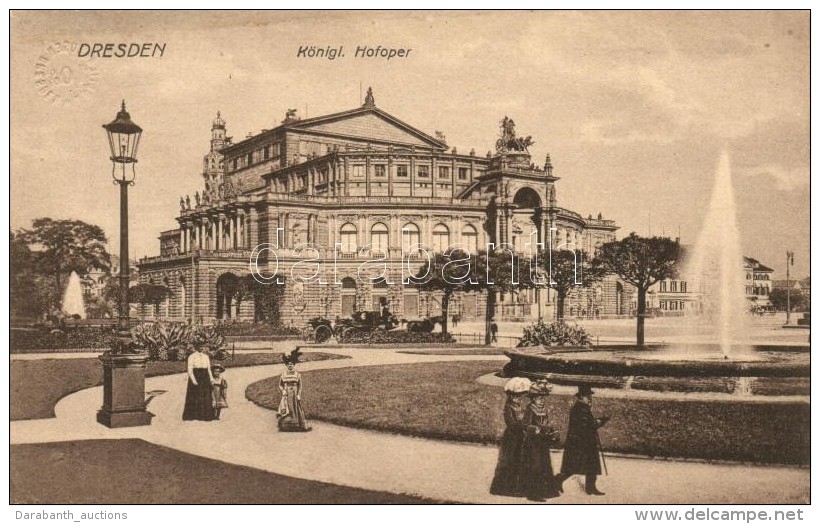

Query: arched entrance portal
left=216, top=273, right=241, bottom=320
left=512, top=187, right=543, bottom=249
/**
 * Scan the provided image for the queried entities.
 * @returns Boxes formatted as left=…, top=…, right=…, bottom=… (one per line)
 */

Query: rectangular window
left=458, top=167, right=468, bottom=180
left=670, top=281, right=678, bottom=292
left=396, top=165, right=408, bottom=177
left=263, top=146, right=270, bottom=160
left=352, top=165, right=365, bottom=177
left=438, top=166, right=449, bottom=179
left=247, top=153, right=253, bottom=166
left=681, top=281, right=687, bottom=293
left=374, top=165, right=386, bottom=177
left=659, top=281, right=667, bottom=292
left=417, top=165, right=429, bottom=178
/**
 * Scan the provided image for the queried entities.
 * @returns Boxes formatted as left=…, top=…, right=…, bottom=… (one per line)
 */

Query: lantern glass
left=103, top=100, right=142, bottom=164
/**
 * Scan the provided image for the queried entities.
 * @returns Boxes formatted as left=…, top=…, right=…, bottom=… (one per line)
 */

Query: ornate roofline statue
left=496, top=116, right=534, bottom=153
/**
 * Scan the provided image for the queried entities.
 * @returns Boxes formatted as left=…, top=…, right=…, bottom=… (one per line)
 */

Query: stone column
left=410, top=155, right=416, bottom=197
left=181, top=225, right=188, bottom=253
left=237, top=210, right=246, bottom=249
left=358, top=214, right=366, bottom=250
left=387, top=150, right=394, bottom=197
left=199, top=221, right=205, bottom=249
left=231, top=214, right=238, bottom=249
left=210, top=219, right=217, bottom=250
left=248, top=207, right=258, bottom=247
left=216, top=214, right=225, bottom=250
left=431, top=156, right=437, bottom=199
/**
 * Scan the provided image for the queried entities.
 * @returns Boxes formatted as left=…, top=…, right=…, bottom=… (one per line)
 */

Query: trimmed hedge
left=11, top=328, right=115, bottom=352
left=213, top=321, right=301, bottom=337
left=339, top=329, right=455, bottom=345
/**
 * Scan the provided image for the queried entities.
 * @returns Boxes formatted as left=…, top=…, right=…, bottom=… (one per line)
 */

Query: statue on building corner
left=194, top=191, right=201, bottom=207
left=180, top=197, right=185, bottom=212
left=496, top=116, right=534, bottom=153
left=186, top=195, right=191, bottom=209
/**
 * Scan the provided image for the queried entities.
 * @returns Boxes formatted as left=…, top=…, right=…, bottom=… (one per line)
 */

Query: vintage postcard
left=9, top=10, right=810, bottom=512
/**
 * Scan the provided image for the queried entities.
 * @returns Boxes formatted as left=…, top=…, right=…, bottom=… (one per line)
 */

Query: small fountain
left=62, top=271, right=86, bottom=319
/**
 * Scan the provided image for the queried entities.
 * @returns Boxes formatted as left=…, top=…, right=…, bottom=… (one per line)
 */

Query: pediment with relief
left=293, top=110, right=442, bottom=149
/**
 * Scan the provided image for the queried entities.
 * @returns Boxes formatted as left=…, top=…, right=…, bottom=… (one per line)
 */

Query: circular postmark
left=33, top=41, right=98, bottom=104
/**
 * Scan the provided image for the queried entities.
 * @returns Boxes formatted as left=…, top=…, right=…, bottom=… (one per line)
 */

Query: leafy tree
left=20, top=218, right=110, bottom=304
left=411, top=249, right=474, bottom=335
left=409, top=249, right=529, bottom=343
left=596, top=233, right=682, bottom=347
left=10, top=231, right=48, bottom=317
left=128, top=283, right=171, bottom=305
left=769, top=288, right=804, bottom=312
left=532, top=249, right=606, bottom=321
left=476, top=249, right=532, bottom=344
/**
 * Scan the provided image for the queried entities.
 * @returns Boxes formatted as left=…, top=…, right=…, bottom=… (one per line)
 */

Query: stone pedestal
left=97, top=353, right=154, bottom=428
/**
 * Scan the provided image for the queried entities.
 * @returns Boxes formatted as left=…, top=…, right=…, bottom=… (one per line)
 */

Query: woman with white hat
left=489, top=376, right=531, bottom=496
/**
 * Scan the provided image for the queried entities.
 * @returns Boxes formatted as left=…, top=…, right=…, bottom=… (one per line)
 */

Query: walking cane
left=596, top=432, right=609, bottom=476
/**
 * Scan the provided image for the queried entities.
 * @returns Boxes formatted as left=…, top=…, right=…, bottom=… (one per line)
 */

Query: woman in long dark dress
left=521, top=379, right=561, bottom=501
left=182, top=345, right=215, bottom=421
left=489, top=377, right=531, bottom=496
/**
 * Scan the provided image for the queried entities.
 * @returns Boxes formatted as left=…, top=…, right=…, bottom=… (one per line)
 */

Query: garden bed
left=750, top=377, right=811, bottom=396
left=246, top=360, right=810, bottom=464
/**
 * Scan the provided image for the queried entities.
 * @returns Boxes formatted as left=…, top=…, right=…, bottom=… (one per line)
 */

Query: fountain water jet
left=62, top=271, right=86, bottom=319
left=678, top=151, right=751, bottom=358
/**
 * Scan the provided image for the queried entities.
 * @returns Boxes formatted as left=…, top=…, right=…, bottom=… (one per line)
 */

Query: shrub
left=10, top=327, right=115, bottom=351
left=517, top=320, right=591, bottom=348
left=130, top=322, right=227, bottom=362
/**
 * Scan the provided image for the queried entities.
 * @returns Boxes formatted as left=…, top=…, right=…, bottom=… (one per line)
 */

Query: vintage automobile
left=302, top=311, right=401, bottom=343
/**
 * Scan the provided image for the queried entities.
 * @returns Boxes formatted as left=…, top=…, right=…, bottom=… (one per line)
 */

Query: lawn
left=246, top=360, right=810, bottom=465
left=11, top=352, right=347, bottom=421
left=10, top=439, right=436, bottom=504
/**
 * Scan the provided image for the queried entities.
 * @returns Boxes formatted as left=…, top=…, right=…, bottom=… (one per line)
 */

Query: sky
left=9, top=10, right=810, bottom=279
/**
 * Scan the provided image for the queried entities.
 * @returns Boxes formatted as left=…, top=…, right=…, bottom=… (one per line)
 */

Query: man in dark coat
left=554, top=385, right=610, bottom=495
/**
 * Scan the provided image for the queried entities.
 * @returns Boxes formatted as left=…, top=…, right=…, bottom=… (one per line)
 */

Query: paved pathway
left=10, top=347, right=809, bottom=504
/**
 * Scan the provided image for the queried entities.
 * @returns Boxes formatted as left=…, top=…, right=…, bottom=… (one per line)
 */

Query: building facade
left=137, top=89, right=622, bottom=324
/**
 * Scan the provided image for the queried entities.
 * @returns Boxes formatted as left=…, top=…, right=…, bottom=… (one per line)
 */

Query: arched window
left=340, top=223, right=357, bottom=254
left=402, top=223, right=421, bottom=252
left=462, top=224, right=478, bottom=254
left=341, top=277, right=357, bottom=290
left=370, top=223, right=389, bottom=254
left=433, top=223, right=450, bottom=253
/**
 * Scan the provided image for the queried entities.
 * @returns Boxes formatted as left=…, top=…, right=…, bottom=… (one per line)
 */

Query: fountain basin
left=503, top=345, right=809, bottom=396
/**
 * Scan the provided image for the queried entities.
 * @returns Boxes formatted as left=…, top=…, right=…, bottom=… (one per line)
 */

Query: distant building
left=744, top=257, right=773, bottom=310
left=645, top=254, right=775, bottom=316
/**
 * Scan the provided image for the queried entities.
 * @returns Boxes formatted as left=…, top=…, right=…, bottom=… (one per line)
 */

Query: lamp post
left=785, top=251, right=794, bottom=325
left=97, top=100, right=153, bottom=428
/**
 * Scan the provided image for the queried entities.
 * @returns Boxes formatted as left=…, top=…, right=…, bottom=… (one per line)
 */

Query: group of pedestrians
left=490, top=377, right=610, bottom=501
left=181, top=345, right=228, bottom=422
left=181, top=344, right=310, bottom=432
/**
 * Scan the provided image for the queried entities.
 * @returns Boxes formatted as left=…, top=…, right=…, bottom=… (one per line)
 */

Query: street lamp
left=785, top=251, right=794, bottom=325
left=104, top=100, right=142, bottom=336
left=97, top=100, right=152, bottom=428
